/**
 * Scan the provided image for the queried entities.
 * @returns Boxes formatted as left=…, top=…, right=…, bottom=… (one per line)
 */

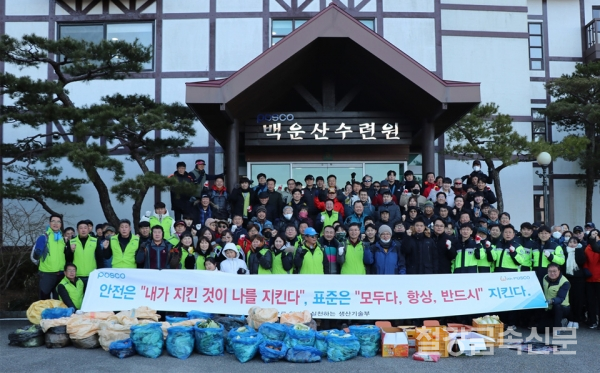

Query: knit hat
left=378, top=225, right=392, bottom=235
left=256, top=205, right=267, bottom=214
left=424, top=201, right=434, bottom=208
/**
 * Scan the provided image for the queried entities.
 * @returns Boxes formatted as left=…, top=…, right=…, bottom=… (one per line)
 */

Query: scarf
left=242, top=191, right=250, bottom=218
left=566, top=246, right=579, bottom=275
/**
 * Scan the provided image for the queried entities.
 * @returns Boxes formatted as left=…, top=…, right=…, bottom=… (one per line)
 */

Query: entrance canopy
left=186, top=3, right=480, bottom=184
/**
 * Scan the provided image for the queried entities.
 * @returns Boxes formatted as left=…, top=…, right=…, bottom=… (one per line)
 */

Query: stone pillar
left=422, top=120, right=435, bottom=175
left=226, top=119, right=240, bottom=188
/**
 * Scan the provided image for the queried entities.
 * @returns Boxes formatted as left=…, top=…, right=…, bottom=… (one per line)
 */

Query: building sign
left=245, top=112, right=413, bottom=146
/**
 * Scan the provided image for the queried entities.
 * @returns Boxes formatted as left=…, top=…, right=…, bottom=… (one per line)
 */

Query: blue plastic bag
left=259, top=340, right=288, bottom=363
left=226, top=326, right=255, bottom=354
left=348, top=325, right=381, bottom=357
left=258, top=323, right=288, bottom=342
left=325, top=334, right=361, bottom=362
left=231, top=331, right=263, bottom=363
left=130, top=323, right=164, bottom=358
left=193, top=322, right=224, bottom=356
left=109, top=338, right=136, bottom=359
left=284, top=325, right=316, bottom=348
left=166, top=316, right=189, bottom=324
left=166, top=326, right=195, bottom=359
left=41, top=307, right=74, bottom=320
left=315, top=329, right=344, bottom=357
left=285, top=345, right=322, bottom=363
left=187, top=310, right=214, bottom=320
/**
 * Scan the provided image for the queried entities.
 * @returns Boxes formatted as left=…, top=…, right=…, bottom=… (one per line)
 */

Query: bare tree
left=0, top=201, right=46, bottom=290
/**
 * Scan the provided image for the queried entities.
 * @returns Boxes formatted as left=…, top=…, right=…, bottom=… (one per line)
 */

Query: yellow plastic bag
left=280, top=310, right=312, bottom=325
left=247, top=307, right=279, bottom=330
left=98, top=320, right=134, bottom=351
left=40, top=317, right=71, bottom=333
left=27, top=300, right=67, bottom=325
left=67, top=315, right=101, bottom=339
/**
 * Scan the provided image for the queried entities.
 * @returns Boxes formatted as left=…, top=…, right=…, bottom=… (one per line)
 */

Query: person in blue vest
left=56, top=263, right=86, bottom=310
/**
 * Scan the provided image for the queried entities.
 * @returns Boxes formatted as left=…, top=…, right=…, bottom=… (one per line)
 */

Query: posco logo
left=98, top=272, right=126, bottom=279
left=257, top=113, right=294, bottom=123
left=500, top=275, right=530, bottom=281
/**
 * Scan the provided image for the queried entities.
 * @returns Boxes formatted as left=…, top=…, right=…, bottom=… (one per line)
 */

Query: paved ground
left=0, top=319, right=596, bottom=373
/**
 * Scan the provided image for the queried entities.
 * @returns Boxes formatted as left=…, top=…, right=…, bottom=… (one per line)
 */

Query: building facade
left=1, top=0, right=599, bottom=227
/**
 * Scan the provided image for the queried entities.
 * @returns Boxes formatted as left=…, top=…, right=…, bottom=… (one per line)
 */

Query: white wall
left=383, top=0, right=434, bottom=12
left=442, top=10, right=527, bottom=33
left=215, top=18, right=263, bottom=71
left=547, top=0, right=582, bottom=57
left=383, top=18, right=436, bottom=71
left=162, top=19, right=210, bottom=72
left=163, top=0, right=210, bottom=13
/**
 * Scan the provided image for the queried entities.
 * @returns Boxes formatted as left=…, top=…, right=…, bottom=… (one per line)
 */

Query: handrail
left=585, top=18, right=599, bottom=49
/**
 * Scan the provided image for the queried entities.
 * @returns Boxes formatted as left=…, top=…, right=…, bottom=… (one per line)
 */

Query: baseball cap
left=304, top=227, right=318, bottom=236
left=573, top=226, right=583, bottom=233
left=586, top=222, right=596, bottom=229
left=195, top=159, right=206, bottom=165
left=174, top=220, right=186, bottom=227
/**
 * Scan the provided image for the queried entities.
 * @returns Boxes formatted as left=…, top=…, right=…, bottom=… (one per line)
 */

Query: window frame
left=57, top=21, right=155, bottom=71
left=270, top=18, right=375, bottom=46
left=531, top=108, right=547, bottom=142
left=528, top=22, right=544, bottom=71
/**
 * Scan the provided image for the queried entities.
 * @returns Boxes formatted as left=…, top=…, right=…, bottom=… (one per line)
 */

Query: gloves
left=445, top=240, right=451, bottom=250
left=231, top=225, right=237, bottom=233
left=403, top=189, right=409, bottom=194
left=509, top=246, right=515, bottom=253
left=240, top=234, right=246, bottom=240
left=227, top=218, right=232, bottom=224
left=338, top=247, right=344, bottom=256
left=475, top=236, right=481, bottom=244
left=247, top=205, right=252, bottom=212
left=299, top=249, right=307, bottom=257
left=255, top=251, right=262, bottom=259
left=577, top=243, right=582, bottom=249
left=320, top=215, right=325, bottom=222
left=544, top=251, right=551, bottom=258
left=145, top=210, right=151, bottom=217
left=188, top=247, right=194, bottom=254
left=284, top=245, right=295, bottom=254
left=485, top=241, right=491, bottom=249
left=237, top=268, right=247, bottom=274
left=196, top=224, right=202, bottom=230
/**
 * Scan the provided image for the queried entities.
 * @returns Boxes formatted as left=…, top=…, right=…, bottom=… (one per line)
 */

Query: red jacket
left=313, top=196, right=345, bottom=219
left=584, top=245, right=600, bottom=282
left=422, top=181, right=437, bottom=199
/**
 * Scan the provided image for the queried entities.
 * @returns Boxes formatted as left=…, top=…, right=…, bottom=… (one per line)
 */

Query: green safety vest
left=148, top=216, right=176, bottom=245
left=491, top=244, right=526, bottom=271
left=192, top=250, right=216, bottom=270
left=110, top=235, right=139, bottom=269
left=58, top=276, right=84, bottom=310
left=39, top=229, right=66, bottom=273
left=71, top=236, right=98, bottom=277
left=533, top=244, right=566, bottom=269
left=477, top=243, right=495, bottom=272
left=272, top=251, right=291, bottom=274
left=247, top=248, right=272, bottom=274
left=298, top=244, right=325, bottom=274
left=543, top=274, right=570, bottom=309
left=320, top=211, right=339, bottom=234
left=453, top=247, right=481, bottom=273
left=341, top=241, right=366, bottom=275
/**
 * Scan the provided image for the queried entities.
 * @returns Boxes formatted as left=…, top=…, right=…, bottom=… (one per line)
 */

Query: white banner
left=82, top=269, right=547, bottom=319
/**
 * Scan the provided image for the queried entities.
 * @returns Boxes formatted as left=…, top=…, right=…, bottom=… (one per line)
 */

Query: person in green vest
left=66, top=220, right=102, bottom=286
left=270, top=234, right=294, bottom=274
left=294, top=227, right=329, bottom=274
left=449, top=223, right=481, bottom=274
left=103, top=219, right=140, bottom=269
left=473, top=227, right=494, bottom=273
left=247, top=235, right=272, bottom=274
left=148, top=202, right=177, bottom=246
left=34, top=214, right=68, bottom=300
left=168, top=232, right=194, bottom=269
left=338, top=223, right=367, bottom=275
left=317, top=200, right=342, bottom=234
left=538, top=263, right=571, bottom=334
left=514, top=222, right=538, bottom=272
left=57, top=263, right=85, bottom=310
left=533, top=225, right=566, bottom=283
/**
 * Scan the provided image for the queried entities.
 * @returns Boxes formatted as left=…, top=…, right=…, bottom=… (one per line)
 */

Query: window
left=528, top=23, right=543, bottom=70
left=58, top=23, right=154, bottom=70
left=534, top=194, right=545, bottom=224
left=271, top=18, right=375, bottom=45
left=531, top=109, right=547, bottom=141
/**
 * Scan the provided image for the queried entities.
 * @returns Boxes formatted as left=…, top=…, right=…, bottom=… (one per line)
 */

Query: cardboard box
left=381, top=328, right=409, bottom=357
left=448, top=331, right=494, bottom=356
left=472, top=320, right=504, bottom=347
left=397, top=326, right=417, bottom=348
left=414, top=326, right=450, bottom=358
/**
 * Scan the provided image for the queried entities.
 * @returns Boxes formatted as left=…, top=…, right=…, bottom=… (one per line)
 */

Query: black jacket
left=431, top=232, right=457, bottom=274
left=402, top=232, right=438, bottom=274
left=229, top=187, right=256, bottom=218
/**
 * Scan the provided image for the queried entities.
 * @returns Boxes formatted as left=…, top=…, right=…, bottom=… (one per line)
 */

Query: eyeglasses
left=218, top=224, right=228, bottom=228
left=454, top=182, right=462, bottom=185
left=364, top=179, right=372, bottom=182
left=305, top=235, right=317, bottom=238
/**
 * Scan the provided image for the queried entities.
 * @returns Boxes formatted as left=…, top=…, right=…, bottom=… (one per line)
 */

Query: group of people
left=32, top=160, right=600, bottom=335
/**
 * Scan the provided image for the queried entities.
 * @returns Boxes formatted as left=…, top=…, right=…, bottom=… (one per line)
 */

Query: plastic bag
left=226, top=326, right=255, bottom=354
left=194, top=322, right=224, bottom=356
left=284, top=324, right=316, bottom=348
left=187, top=310, right=214, bottom=320
left=45, top=331, right=71, bottom=348
left=71, top=334, right=100, bottom=349
left=27, top=299, right=67, bottom=325
left=109, top=338, right=136, bottom=359
left=166, top=316, right=189, bottom=324
left=171, top=319, right=204, bottom=327
left=67, top=316, right=101, bottom=339
left=315, top=329, right=344, bottom=357
left=98, top=321, right=133, bottom=351
left=214, top=316, right=246, bottom=332
left=281, top=319, right=318, bottom=331
left=41, top=307, right=74, bottom=320
left=130, top=323, right=164, bottom=358
left=280, top=311, right=312, bottom=325
left=106, top=311, right=138, bottom=326
left=348, top=325, right=381, bottom=357
left=231, top=331, right=263, bottom=363
left=285, top=345, right=322, bottom=363
left=247, top=307, right=278, bottom=330
left=8, top=324, right=44, bottom=347
left=78, top=311, right=114, bottom=320
left=40, top=317, right=71, bottom=333
left=258, top=323, right=288, bottom=342
left=326, top=334, right=360, bottom=362
left=259, top=340, right=288, bottom=363
left=166, top=326, right=195, bottom=359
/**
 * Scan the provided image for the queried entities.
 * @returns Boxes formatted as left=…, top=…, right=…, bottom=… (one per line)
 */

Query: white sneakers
left=565, top=320, right=579, bottom=329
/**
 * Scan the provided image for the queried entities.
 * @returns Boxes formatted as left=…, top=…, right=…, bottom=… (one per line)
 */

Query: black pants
left=586, top=282, right=600, bottom=325
left=39, top=272, right=63, bottom=300
left=537, top=305, right=570, bottom=331
left=566, top=276, right=586, bottom=323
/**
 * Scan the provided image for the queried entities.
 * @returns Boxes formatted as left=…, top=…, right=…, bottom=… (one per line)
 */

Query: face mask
left=473, top=166, right=481, bottom=172
left=336, top=232, right=346, bottom=241
left=284, top=213, right=293, bottom=220
left=412, top=189, right=420, bottom=195
left=381, top=238, right=391, bottom=244
left=264, top=231, right=272, bottom=239
left=552, top=231, right=562, bottom=240
left=299, top=211, right=308, bottom=219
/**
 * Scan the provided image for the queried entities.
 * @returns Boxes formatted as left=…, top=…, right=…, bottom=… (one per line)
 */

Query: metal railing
left=585, top=18, right=600, bottom=49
